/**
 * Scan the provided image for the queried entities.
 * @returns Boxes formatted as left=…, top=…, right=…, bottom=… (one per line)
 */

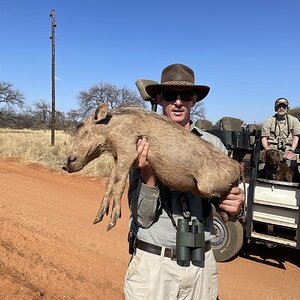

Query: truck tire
left=211, top=206, right=244, bottom=262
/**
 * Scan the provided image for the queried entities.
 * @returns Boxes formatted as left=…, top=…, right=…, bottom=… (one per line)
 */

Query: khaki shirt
left=261, top=114, right=300, bottom=146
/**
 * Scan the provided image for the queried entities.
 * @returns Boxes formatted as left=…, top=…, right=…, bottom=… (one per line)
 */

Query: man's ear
left=157, top=95, right=163, bottom=106
left=191, top=95, right=197, bottom=106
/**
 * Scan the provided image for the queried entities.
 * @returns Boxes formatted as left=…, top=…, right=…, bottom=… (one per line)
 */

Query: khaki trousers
left=124, top=248, right=218, bottom=300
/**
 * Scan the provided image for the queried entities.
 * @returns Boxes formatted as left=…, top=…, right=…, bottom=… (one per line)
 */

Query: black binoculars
left=277, top=138, right=286, bottom=151
left=176, top=218, right=205, bottom=267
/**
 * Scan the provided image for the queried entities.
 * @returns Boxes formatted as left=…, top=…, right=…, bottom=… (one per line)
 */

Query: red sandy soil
left=0, top=158, right=299, bottom=299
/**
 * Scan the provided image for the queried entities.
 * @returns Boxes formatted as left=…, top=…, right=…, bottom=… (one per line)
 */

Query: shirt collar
left=190, top=122, right=204, bottom=137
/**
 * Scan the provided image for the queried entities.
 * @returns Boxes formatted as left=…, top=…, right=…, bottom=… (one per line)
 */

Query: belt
left=135, top=239, right=211, bottom=260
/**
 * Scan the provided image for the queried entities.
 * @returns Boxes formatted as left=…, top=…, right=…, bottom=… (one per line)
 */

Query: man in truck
left=261, top=97, right=300, bottom=167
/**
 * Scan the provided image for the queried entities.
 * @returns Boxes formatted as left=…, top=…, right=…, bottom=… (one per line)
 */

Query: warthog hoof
left=93, top=215, right=103, bottom=225
left=93, top=205, right=110, bottom=225
left=106, top=210, right=122, bottom=231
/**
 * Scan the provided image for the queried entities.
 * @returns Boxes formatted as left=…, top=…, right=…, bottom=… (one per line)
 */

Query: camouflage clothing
left=261, top=114, right=300, bottom=152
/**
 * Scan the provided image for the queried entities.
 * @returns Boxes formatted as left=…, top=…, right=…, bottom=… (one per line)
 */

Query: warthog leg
left=93, top=158, right=132, bottom=231
left=106, top=170, right=130, bottom=231
left=93, top=164, right=116, bottom=225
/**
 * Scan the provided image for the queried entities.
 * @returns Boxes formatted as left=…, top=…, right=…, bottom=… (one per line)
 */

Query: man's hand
left=136, top=137, right=156, bottom=186
left=218, top=186, right=245, bottom=216
left=136, top=137, right=150, bottom=168
left=283, top=151, right=296, bottom=161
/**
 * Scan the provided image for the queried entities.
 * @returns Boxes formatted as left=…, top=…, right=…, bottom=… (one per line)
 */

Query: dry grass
left=0, top=128, right=113, bottom=177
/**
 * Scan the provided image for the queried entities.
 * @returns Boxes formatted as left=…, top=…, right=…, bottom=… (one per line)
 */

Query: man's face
left=276, top=104, right=287, bottom=116
left=157, top=88, right=196, bottom=128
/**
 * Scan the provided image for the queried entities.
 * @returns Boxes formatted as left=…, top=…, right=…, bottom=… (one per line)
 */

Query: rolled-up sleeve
left=128, top=168, right=161, bottom=228
left=261, top=117, right=272, bottom=137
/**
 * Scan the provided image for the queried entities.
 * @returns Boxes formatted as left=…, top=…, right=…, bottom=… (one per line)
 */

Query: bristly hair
left=110, top=106, right=172, bottom=124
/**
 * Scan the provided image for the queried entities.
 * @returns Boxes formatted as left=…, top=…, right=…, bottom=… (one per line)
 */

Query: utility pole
left=50, top=9, right=56, bottom=146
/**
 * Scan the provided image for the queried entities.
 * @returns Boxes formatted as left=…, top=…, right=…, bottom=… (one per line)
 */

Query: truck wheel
left=211, top=207, right=244, bottom=262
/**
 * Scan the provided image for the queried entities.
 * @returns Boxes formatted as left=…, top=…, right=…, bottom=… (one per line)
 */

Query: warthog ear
left=94, top=103, right=108, bottom=122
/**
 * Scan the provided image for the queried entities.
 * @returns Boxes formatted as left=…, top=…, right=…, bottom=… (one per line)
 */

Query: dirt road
left=0, top=158, right=299, bottom=299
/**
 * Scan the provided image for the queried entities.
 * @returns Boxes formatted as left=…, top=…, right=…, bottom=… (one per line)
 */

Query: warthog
left=63, top=103, right=241, bottom=230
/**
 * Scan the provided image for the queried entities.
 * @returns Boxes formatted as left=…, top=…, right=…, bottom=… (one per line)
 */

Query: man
left=125, top=64, right=244, bottom=299
left=261, top=98, right=300, bottom=165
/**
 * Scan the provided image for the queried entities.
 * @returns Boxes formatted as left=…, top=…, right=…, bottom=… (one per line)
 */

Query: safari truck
left=135, top=79, right=300, bottom=262
left=203, top=117, right=300, bottom=261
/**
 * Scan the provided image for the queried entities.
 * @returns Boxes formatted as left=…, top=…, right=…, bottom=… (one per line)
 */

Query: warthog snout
left=62, top=156, right=77, bottom=172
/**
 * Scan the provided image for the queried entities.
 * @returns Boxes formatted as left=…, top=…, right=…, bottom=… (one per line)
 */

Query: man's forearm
left=261, top=137, right=269, bottom=150
left=291, top=136, right=299, bottom=152
left=140, top=165, right=157, bottom=187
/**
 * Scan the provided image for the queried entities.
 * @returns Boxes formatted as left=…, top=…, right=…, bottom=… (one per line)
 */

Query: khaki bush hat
left=145, top=64, right=210, bottom=102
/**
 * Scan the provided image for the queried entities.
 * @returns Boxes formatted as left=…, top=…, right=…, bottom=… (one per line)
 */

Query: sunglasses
left=161, top=90, right=195, bottom=102
left=277, top=104, right=287, bottom=109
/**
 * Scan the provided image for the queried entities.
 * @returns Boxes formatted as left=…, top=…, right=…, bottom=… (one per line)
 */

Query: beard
left=276, top=111, right=287, bottom=121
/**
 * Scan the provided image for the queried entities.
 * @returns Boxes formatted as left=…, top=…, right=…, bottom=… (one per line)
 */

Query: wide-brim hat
left=145, top=63, right=210, bottom=102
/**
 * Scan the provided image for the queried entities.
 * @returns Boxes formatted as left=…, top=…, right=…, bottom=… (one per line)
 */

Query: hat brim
left=145, top=84, right=210, bottom=102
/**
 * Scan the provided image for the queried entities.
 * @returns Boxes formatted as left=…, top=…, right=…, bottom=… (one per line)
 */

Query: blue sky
left=1, top=1, right=299, bottom=124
